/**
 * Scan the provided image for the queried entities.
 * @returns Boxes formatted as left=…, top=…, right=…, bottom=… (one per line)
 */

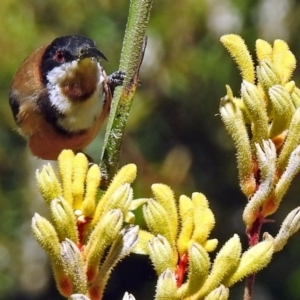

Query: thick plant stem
left=99, top=0, right=152, bottom=189
left=244, top=274, right=255, bottom=300
left=244, top=214, right=264, bottom=300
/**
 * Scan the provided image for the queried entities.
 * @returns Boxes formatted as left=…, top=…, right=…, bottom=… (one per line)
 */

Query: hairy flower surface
left=135, top=184, right=274, bottom=300
left=220, top=35, right=300, bottom=244
left=33, top=150, right=138, bottom=300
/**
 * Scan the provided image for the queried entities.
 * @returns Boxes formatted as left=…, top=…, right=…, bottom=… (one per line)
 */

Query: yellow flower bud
left=152, top=184, right=178, bottom=241
left=60, top=239, right=87, bottom=294
left=187, top=243, right=210, bottom=294
left=50, top=198, right=78, bottom=243
left=274, top=207, right=300, bottom=252
left=220, top=95, right=255, bottom=197
left=82, top=164, right=101, bottom=217
left=204, top=285, right=229, bottom=300
left=143, top=199, right=174, bottom=247
left=268, top=85, right=295, bottom=138
left=241, top=81, right=268, bottom=142
left=58, top=150, right=75, bottom=205
left=224, top=240, right=274, bottom=286
left=256, top=39, right=272, bottom=62
left=85, top=209, right=123, bottom=282
left=177, top=195, right=194, bottom=256
left=192, top=193, right=215, bottom=245
left=203, top=239, right=218, bottom=252
left=148, top=235, right=177, bottom=275
left=72, top=153, right=89, bottom=209
left=220, top=34, right=255, bottom=83
left=155, top=269, right=177, bottom=300
left=197, top=235, right=241, bottom=298
left=31, top=213, right=61, bottom=262
left=91, top=164, right=136, bottom=227
left=272, top=39, right=296, bottom=83
left=36, top=164, right=62, bottom=204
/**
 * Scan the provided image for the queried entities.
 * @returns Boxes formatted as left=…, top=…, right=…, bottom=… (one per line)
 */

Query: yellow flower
left=220, top=35, right=300, bottom=232
left=33, top=150, right=138, bottom=298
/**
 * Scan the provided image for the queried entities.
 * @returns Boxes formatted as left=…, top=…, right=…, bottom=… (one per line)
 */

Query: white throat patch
left=46, top=59, right=105, bottom=132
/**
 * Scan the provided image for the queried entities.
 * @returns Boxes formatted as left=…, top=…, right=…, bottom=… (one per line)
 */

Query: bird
left=9, top=35, right=124, bottom=160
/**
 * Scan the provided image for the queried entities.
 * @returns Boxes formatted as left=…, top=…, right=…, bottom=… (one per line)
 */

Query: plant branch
left=99, top=0, right=152, bottom=189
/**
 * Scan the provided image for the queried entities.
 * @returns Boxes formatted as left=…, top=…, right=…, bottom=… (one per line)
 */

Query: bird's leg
left=107, top=70, right=126, bottom=95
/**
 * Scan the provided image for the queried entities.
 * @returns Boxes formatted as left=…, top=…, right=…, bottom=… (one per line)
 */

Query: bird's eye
left=54, top=51, right=65, bottom=63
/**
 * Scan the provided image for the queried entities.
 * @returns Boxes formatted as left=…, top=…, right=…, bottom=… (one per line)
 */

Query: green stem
left=99, top=0, right=152, bottom=189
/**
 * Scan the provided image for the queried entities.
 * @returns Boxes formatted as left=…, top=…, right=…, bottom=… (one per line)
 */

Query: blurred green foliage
left=2, top=0, right=300, bottom=299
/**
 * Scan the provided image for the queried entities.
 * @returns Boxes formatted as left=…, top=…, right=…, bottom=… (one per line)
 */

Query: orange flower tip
left=88, top=286, right=101, bottom=299
left=272, top=132, right=287, bottom=151
left=58, top=277, right=73, bottom=297
left=86, top=267, right=97, bottom=283
left=241, top=179, right=256, bottom=197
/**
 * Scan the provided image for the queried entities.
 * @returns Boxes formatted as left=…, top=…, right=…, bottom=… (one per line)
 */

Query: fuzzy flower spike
left=133, top=184, right=274, bottom=299
left=220, top=34, right=300, bottom=243
left=33, top=150, right=139, bottom=300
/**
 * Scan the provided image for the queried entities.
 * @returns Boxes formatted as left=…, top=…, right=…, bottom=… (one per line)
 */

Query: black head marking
left=41, top=35, right=107, bottom=84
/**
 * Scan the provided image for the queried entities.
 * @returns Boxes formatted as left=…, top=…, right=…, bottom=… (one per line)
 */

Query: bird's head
left=41, top=35, right=108, bottom=103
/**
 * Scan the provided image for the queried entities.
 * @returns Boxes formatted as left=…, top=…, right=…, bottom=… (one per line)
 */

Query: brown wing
left=9, top=45, right=48, bottom=136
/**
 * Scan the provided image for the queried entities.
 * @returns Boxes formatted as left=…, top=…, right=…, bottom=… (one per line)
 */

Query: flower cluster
left=220, top=35, right=300, bottom=245
left=33, top=150, right=138, bottom=300
left=32, top=150, right=277, bottom=300
left=136, top=184, right=273, bottom=299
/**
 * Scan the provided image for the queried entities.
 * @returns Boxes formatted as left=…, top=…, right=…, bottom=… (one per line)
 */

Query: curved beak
left=79, top=47, right=108, bottom=62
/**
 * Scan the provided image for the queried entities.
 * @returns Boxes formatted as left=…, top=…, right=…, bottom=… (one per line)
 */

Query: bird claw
left=107, top=70, right=126, bottom=89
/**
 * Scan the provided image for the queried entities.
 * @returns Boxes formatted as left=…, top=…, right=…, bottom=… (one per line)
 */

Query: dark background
left=1, top=0, right=300, bottom=299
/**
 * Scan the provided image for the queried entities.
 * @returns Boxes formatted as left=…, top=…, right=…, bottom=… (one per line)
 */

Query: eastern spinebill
left=9, top=35, right=124, bottom=160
